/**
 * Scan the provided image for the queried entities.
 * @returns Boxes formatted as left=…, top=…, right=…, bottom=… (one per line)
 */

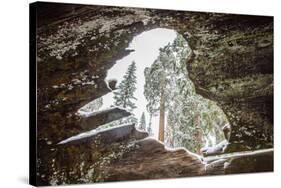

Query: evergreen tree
left=113, top=61, right=137, bottom=124
left=144, top=43, right=177, bottom=142
left=145, top=34, right=227, bottom=153
left=139, top=112, right=146, bottom=130
left=163, top=35, right=226, bottom=153
left=113, top=61, right=137, bottom=111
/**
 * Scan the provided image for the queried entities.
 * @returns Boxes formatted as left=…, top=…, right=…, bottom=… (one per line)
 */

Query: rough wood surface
left=79, top=107, right=132, bottom=132
left=33, top=2, right=273, bottom=185
left=105, top=138, right=205, bottom=181
left=57, top=124, right=148, bottom=145
left=205, top=149, right=273, bottom=174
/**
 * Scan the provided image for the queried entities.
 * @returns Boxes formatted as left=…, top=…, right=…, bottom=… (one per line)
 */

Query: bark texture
left=34, top=2, right=273, bottom=185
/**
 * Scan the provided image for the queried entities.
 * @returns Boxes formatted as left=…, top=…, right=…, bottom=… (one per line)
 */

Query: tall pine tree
left=113, top=61, right=137, bottom=111
left=144, top=43, right=177, bottom=142
left=113, top=61, right=137, bottom=124
left=162, top=35, right=226, bottom=153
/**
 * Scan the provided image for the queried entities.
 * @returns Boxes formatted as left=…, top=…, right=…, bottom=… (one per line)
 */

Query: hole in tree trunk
left=73, top=28, right=230, bottom=155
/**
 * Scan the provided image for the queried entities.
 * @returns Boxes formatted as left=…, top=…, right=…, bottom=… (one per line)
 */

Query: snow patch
left=57, top=123, right=134, bottom=145
left=78, top=106, right=130, bottom=118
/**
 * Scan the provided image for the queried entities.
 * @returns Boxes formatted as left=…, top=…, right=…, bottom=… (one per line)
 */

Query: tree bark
left=159, top=90, right=165, bottom=142
left=193, top=112, right=202, bottom=153
left=171, top=127, right=175, bottom=147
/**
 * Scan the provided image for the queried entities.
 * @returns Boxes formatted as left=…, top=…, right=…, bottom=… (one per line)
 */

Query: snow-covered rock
left=104, top=138, right=205, bottom=181
left=200, top=140, right=229, bottom=157
left=79, top=107, right=132, bottom=131
left=58, top=123, right=148, bottom=145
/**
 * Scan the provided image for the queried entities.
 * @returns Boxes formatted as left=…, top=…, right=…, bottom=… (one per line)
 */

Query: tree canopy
left=144, top=34, right=227, bottom=153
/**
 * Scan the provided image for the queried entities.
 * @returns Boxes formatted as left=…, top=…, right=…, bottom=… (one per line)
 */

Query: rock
left=107, top=79, right=117, bottom=90
left=205, top=159, right=228, bottom=175
left=222, top=124, right=231, bottom=141
left=105, top=138, right=205, bottom=181
left=48, top=137, right=205, bottom=185
left=79, top=107, right=132, bottom=132
left=205, top=148, right=273, bottom=175
left=224, top=148, right=273, bottom=174
left=57, top=124, right=148, bottom=145
left=200, top=140, right=228, bottom=157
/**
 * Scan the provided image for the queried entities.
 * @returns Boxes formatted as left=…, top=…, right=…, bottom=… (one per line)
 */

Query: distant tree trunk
left=193, top=112, right=202, bottom=153
left=171, top=125, right=175, bottom=147
left=159, top=90, right=165, bottom=142
left=147, top=113, right=153, bottom=135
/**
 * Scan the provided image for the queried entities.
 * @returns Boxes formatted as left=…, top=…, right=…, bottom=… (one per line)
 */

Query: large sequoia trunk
left=158, top=89, right=165, bottom=142
left=193, top=112, right=203, bottom=153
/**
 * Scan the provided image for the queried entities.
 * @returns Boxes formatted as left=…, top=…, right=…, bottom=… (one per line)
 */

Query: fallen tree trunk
left=205, top=148, right=273, bottom=175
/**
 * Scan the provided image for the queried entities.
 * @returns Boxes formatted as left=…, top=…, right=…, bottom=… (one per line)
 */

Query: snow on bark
left=78, top=106, right=132, bottom=131
left=58, top=123, right=148, bottom=145
left=200, top=140, right=229, bottom=157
